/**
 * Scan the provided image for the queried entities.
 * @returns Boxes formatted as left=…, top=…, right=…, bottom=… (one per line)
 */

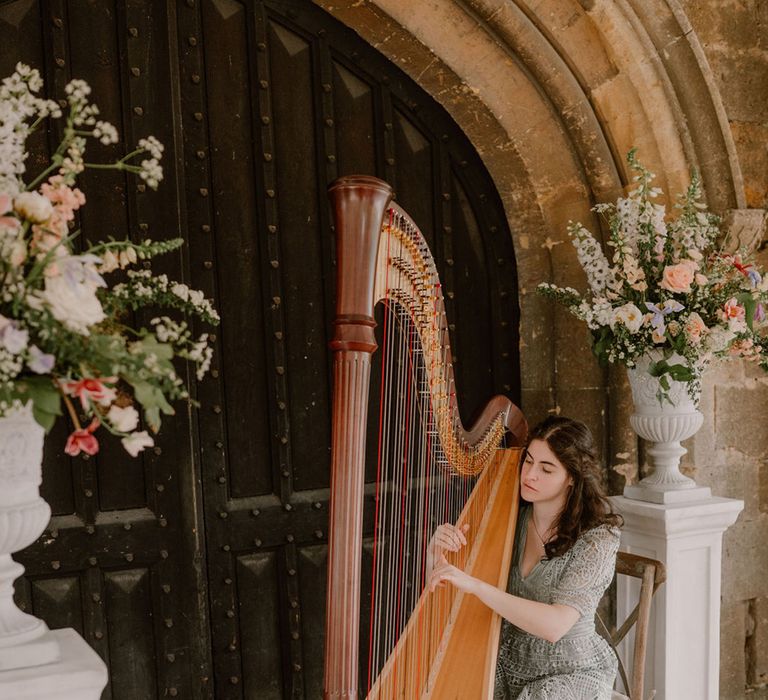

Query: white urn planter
left=0, top=405, right=108, bottom=699
left=623, top=352, right=712, bottom=503
left=0, top=404, right=59, bottom=670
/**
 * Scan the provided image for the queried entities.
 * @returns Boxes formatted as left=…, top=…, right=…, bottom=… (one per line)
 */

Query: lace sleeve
left=549, top=525, right=620, bottom=616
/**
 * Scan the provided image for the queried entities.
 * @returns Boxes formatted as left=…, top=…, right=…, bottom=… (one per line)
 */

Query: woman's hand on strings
left=428, top=553, right=478, bottom=595
left=428, top=522, right=468, bottom=555
left=426, top=522, right=468, bottom=573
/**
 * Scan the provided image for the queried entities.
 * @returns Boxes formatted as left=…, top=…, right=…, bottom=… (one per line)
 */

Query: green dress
left=494, top=505, right=620, bottom=699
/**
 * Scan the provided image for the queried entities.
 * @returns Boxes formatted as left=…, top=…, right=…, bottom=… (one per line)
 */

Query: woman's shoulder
left=573, top=521, right=621, bottom=552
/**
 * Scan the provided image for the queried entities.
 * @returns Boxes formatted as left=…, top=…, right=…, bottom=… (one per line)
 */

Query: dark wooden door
left=1, top=1, right=520, bottom=697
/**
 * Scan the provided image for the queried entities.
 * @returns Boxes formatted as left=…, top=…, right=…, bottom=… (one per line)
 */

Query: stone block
left=721, top=516, right=768, bottom=602
left=697, top=454, right=760, bottom=514
left=760, top=462, right=768, bottom=515
left=520, top=294, right=556, bottom=392
left=519, top=388, right=556, bottom=427
left=682, top=0, right=768, bottom=123
left=719, top=599, right=747, bottom=700
left=722, top=208, right=767, bottom=254
left=714, top=383, right=768, bottom=457
left=750, top=596, right=768, bottom=687
left=555, top=386, right=607, bottom=454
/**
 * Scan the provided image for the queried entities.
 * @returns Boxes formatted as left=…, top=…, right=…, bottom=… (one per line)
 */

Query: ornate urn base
left=623, top=352, right=711, bottom=504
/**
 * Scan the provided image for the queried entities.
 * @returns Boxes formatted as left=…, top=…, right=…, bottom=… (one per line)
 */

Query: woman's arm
left=428, top=555, right=580, bottom=644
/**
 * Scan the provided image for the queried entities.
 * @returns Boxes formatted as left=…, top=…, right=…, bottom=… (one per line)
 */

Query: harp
left=323, top=176, right=526, bottom=699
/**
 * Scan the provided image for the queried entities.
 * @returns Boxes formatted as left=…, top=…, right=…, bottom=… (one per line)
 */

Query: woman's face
left=520, top=438, right=573, bottom=507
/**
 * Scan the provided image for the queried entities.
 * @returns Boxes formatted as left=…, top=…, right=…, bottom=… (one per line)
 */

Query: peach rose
left=660, top=262, right=695, bottom=294
left=684, top=312, right=707, bottom=345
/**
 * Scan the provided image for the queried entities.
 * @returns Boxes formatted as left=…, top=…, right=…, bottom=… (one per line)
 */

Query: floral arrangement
left=538, top=149, right=768, bottom=403
left=0, top=63, right=218, bottom=457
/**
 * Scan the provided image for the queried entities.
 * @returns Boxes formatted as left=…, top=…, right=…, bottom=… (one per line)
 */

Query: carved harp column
left=324, top=177, right=392, bottom=698
left=324, top=176, right=526, bottom=700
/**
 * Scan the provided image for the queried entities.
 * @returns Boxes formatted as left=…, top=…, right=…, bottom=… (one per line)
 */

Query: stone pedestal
left=610, top=495, right=743, bottom=700
left=0, top=627, right=108, bottom=699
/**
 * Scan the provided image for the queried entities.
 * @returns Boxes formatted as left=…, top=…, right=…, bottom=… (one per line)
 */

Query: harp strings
left=366, top=210, right=500, bottom=699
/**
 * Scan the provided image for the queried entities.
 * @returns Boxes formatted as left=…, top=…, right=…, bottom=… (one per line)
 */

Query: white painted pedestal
left=610, top=495, right=743, bottom=700
left=0, top=628, right=107, bottom=699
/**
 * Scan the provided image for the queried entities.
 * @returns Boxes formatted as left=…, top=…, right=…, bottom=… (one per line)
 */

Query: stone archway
left=315, top=0, right=748, bottom=487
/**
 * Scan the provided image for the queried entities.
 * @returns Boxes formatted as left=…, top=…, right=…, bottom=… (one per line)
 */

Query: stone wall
left=680, top=2, right=768, bottom=696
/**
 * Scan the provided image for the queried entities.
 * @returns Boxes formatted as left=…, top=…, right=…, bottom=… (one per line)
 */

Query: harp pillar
left=324, top=178, right=393, bottom=700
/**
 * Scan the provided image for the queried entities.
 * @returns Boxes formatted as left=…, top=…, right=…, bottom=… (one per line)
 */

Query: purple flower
left=28, top=345, right=55, bottom=374
left=755, top=303, right=765, bottom=323
left=1, top=324, right=29, bottom=354
left=748, top=269, right=762, bottom=288
left=645, top=300, right=685, bottom=331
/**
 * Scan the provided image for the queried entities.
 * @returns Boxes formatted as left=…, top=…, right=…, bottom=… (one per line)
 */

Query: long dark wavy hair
left=522, top=415, right=623, bottom=558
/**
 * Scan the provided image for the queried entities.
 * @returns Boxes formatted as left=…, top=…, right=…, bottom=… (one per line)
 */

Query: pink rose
left=660, top=262, right=695, bottom=294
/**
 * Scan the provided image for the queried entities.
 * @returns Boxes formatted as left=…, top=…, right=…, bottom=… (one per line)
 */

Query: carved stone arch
left=316, top=0, right=746, bottom=487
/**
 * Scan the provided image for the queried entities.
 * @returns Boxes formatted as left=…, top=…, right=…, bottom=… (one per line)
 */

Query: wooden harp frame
left=323, top=175, right=526, bottom=699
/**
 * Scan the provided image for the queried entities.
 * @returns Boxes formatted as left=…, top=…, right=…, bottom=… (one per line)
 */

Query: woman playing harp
left=429, top=416, right=623, bottom=700
left=323, top=176, right=527, bottom=699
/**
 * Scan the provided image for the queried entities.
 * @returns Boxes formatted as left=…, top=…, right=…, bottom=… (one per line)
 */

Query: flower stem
left=60, top=391, right=82, bottom=431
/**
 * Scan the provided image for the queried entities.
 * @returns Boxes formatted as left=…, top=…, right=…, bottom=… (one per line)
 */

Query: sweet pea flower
left=27, top=345, right=55, bottom=374
left=121, top=430, right=154, bottom=457
left=64, top=419, right=100, bottom=457
left=0, top=322, right=28, bottom=354
left=61, top=378, right=118, bottom=411
left=107, top=405, right=139, bottom=433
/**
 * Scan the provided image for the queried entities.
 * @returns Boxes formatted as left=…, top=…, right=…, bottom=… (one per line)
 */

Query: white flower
left=14, top=192, right=52, bottom=223
left=40, top=275, right=105, bottom=334
left=121, top=430, right=154, bottom=457
left=100, top=249, right=119, bottom=273
left=614, top=303, right=644, bottom=333
left=64, top=78, right=91, bottom=103
left=92, top=120, right=118, bottom=145
left=706, top=326, right=736, bottom=353
left=108, top=405, right=139, bottom=433
left=727, top=317, right=748, bottom=334
left=569, top=224, right=618, bottom=295
left=171, top=283, right=190, bottom=301
left=8, top=239, right=26, bottom=267
left=138, top=136, right=164, bottom=160
left=138, top=158, right=163, bottom=189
